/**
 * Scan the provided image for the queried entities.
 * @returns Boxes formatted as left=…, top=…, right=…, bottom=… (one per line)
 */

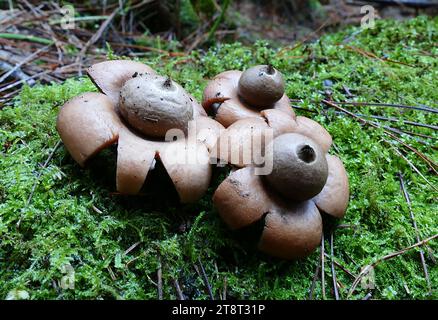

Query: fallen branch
left=0, top=61, right=35, bottom=85
left=76, top=8, right=118, bottom=75
left=292, top=105, right=438, bottom=142
left=0, top=44, right=51, bottom=84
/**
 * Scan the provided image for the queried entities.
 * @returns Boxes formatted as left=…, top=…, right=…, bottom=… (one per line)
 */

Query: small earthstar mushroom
left=211, top=108, right=349, bottom=259
left=202, top=67, right=294, bottom=128
left=238, top=64, right=285, bottom=108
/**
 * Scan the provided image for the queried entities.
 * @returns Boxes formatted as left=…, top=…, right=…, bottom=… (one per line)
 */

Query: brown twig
left=107, top=265, right=117, bottom=281
left=321, top=234, right=326, bottom=300
left=0, top=70, right=51, bottom=94
left=347, top=234, right=438, bottom=298
left=223, top=276, right=227, bottom=300
left=0, top=44, right=51, bottom=84
left=398, top=172, right=432, bottom=294
left=359, top=114, right=438, bottom=131
left=308, top=258, right=321, bottom=300
left=334, top=101, right=437, bottom=114
left=388, top=128, right=436, bottom=141
left=197, top=257, right=215, bottom=300
left=110, top=42, right=185, bottom=57
left=76, top=8, right=118, bottom=75
left=0, top=60, right=35, bottom=85
left=330, top=232, right=340, bottom=300
left=172, top=278, right=185, bottom=300
left=377, top=124, right=437, bottom=150
left=341, top=44, right=418, bottom=68
left=324, top=253, right=357, bottom=279
left=277, top=19, right=333, bottom=56
left=157, top=254, right=163, bottom=300
left=290, top=99, right=438, bottom=114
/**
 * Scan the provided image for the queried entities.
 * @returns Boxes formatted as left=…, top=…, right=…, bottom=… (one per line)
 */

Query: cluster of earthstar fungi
left=56, top=61, right=349, bottom=259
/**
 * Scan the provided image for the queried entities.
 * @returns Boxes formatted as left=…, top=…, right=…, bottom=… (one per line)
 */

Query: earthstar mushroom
left=212, top=108, right=349, bottom=259
left=202, top=66, right=295, bottom=127
left=57, top=60, right=223, bottom=203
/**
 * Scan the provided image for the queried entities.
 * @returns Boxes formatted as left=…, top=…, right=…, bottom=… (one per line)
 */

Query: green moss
left=1, top=17, right=437, bottom=300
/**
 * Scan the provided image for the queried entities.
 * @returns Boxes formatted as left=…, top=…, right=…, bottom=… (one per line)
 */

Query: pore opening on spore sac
left=298, top=144, right=316, bottom=163
left=266, top=64, right=275, bottom=75
left=163, top=77, right=172, bottom=88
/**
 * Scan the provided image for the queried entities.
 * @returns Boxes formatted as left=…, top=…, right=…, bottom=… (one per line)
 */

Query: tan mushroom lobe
left=116, top=128, right=158, bottom=194
left=202, top=70, right=241, bottom=111
left=260, top=108, right=298, bottom=137
left=56, top=92, right=122, bottom=166
left=211, top=117, right=270, bottom=168
left=293, top=116, right=332, bottom=153
left=213, top=167, right=272, bottom=229
left=202, top=70, right=295, bottom=128
left=313, top=154, right=349, bottom=218
left=87, top=60, right=156, bottom=105
left=158, top=141, right=211, bottom=203
left=258, top=200, right=322, bottom=259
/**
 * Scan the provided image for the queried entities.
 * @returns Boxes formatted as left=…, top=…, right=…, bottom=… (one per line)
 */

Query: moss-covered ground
left=1, top=16, right=437, bottom=300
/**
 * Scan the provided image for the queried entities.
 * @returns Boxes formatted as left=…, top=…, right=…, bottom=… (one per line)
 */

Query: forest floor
left=0, top=16, right=437, bottom=300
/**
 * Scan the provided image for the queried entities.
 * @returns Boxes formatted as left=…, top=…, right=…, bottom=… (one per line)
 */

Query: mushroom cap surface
left=119, top=74, right=193, bottom=138
left=265, top=133, right=328, bottom=202
left=238, top=65, right=285, bottom=108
